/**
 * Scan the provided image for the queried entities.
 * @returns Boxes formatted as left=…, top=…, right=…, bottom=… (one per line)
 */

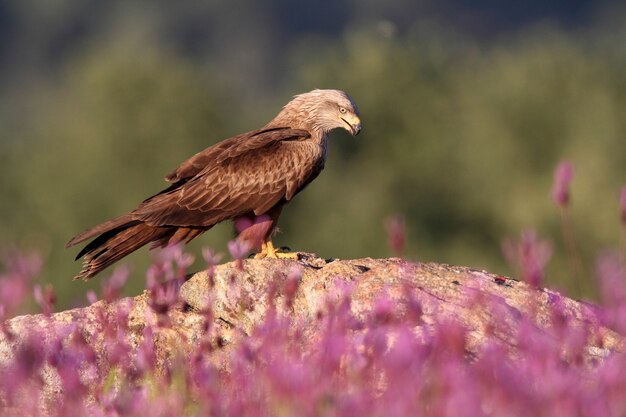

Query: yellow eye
left=339, top=107, right=347, bottom=114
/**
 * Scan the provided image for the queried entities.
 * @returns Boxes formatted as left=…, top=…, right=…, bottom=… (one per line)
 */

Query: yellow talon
left=254, top=240, right=299, bottom=259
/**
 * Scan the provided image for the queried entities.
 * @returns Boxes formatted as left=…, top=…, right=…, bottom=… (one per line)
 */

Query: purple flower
left=202, top=247, right=223, bottom=286
left=86, top=290, right=98, bottom=305
left=385, top=214, right=405, bottom=256
left=33, top=284, right=55, bottom=316
left=228, top=239, right=250, bottom=260
left=502, top=230, right=552, bottom=288
left=228, top=239, right=250, bottom=270
left=5, top=244, right=626, bottom=415
left=135, top=326, right=156, bottom=373
left=147, top=244, right=194, bottom=282
left=0, top=250, right=41, bottom=319
left=148, top=278, right=180, bottom=323
left=619, top=186, right=626, bottom=226
left=101, top=265, right=129, bottom=302
left=372, top=293, right=394, bottom=324
left=596, top=252, right=626, bottom=335
left=202, top=247, right=223, bottom=268
left=551, top=161, right=574, bottom=207
left=233, top=214, right=272, bottom=250
left=283, top=265, right=301, bottom=308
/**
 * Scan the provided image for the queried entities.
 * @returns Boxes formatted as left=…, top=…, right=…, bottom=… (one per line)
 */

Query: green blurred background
left=1, top=1, right=625, bottom=308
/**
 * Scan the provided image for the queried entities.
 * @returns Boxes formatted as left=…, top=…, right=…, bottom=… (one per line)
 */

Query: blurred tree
left=284, top=27, right=626, bottom=297
left=3, top=42, right=233, bottom=305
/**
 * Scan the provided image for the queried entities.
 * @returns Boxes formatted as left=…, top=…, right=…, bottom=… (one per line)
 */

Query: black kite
left=67, top=89, right=361, bottom=280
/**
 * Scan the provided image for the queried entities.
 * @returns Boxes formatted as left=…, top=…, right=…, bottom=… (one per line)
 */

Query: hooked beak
left=340, top=115, right=362, bottom=136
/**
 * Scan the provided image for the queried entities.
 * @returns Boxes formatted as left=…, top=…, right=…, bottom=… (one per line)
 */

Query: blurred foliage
left=1, top=2, right=626, bottom=307
left=286, top=28, right=626, bottom=298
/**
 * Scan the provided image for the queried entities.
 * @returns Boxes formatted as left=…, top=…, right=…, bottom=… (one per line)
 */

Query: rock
left=0, top=255, right=622, bottom=404
left=180, top=254, right=622, bottom=359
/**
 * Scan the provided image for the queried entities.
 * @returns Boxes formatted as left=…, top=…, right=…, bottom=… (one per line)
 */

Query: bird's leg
left=254, top=240, right=299, bottom=259
left=245, top=205, right=298, bottom=259
left=254, top=241, right=269, bottom=258
left=268, top=240, right=299, bottom=259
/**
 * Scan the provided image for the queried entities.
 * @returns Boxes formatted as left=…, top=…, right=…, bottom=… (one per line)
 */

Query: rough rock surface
left=0, top=254, right=622, bottom=398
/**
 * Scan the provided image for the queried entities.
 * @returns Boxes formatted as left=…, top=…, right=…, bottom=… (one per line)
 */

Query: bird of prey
left=67, top=89, right=361, bottom=280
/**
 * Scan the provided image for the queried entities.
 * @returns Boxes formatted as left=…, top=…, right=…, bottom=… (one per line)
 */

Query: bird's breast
left=284, top=138, right=326, bottom=167
left=280, top=138, right=327, bottom=200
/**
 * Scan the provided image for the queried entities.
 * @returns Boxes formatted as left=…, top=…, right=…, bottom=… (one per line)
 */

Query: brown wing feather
left=131, top=127, right=320, bottom=228
left=165, top=127, right=310, bottom=182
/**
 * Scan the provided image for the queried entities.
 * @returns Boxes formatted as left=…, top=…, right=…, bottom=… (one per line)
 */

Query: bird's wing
left=165, top=127, right=309, bottom=183
left=131, top=127, right=318, bottom=227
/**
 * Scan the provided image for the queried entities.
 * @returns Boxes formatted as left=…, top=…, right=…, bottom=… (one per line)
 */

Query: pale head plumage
left=268, top=89, right=361, bottom=137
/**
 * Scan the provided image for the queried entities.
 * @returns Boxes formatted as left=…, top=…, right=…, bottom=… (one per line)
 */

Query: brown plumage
left=67, top=89, right=361, bottom=280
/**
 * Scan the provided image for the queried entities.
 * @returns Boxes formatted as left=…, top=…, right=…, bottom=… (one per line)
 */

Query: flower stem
left=559, top=207, right=583, bottom=298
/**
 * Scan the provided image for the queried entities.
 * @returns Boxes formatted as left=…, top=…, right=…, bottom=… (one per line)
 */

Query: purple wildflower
left=596, top=252, right=626, bottom=335
left=283, top=265, right=301, bottom=309
left=402, top=283, right=424, bottom=325
left=86, top=290, right=98, bottom=305
left=202, top=248, right=224, bottom=275
left=619, top=186, right=626, bottom=226
left=202, top=247, right=223, bottom=287
left=33, top=284, right=55, bottom=316
left=228, top=239, right=250, bottom=260
left=147, top=277, right=180, bottom=325
left=233, top=214, right=272, bottom=250
left=551, top=160, right=574, bottom=207
left=135, top=325, right=156, bottom=374
left=4, top=242, right=626, bottom=415
left=147, top=244, right=193, bottom=283
left=202, top=247, right=223, bottom=269
left=228, top=239, right=250, bottom=270
left=173, top=247, right=195, bottom=279
left=372, top=293, right=394, bottom=324
left=502, top=229, right=552, bottom=288
left=0, top=250, right=41, bottom=319
left=385, top=214, right=405, bottom=256
left=101, top=265, right=129, bottom=302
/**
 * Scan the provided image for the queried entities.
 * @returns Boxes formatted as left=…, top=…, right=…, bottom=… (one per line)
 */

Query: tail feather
left=66, top=214, right=136, bottom=248
left=74, top=223, right=165, bottom=280
left=70, top=219, right=209, bottom=280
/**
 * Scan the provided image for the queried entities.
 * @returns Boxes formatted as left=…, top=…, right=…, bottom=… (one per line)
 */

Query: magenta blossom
left=385, top=214, right=405, bottom=256
left=551, top=161, right=574, bottom=207
left=33, top=284, right=55, bottom=316
left=596, top=252, right=626, bottom=335
left=619, top=186, right=626, bottom=226
left=502, top=229, right=552, bottom=288
left=101, top=265, right=129, bottom=302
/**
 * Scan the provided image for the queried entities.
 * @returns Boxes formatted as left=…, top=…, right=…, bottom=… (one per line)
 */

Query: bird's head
left=277, top=89, right=361, bottom=137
